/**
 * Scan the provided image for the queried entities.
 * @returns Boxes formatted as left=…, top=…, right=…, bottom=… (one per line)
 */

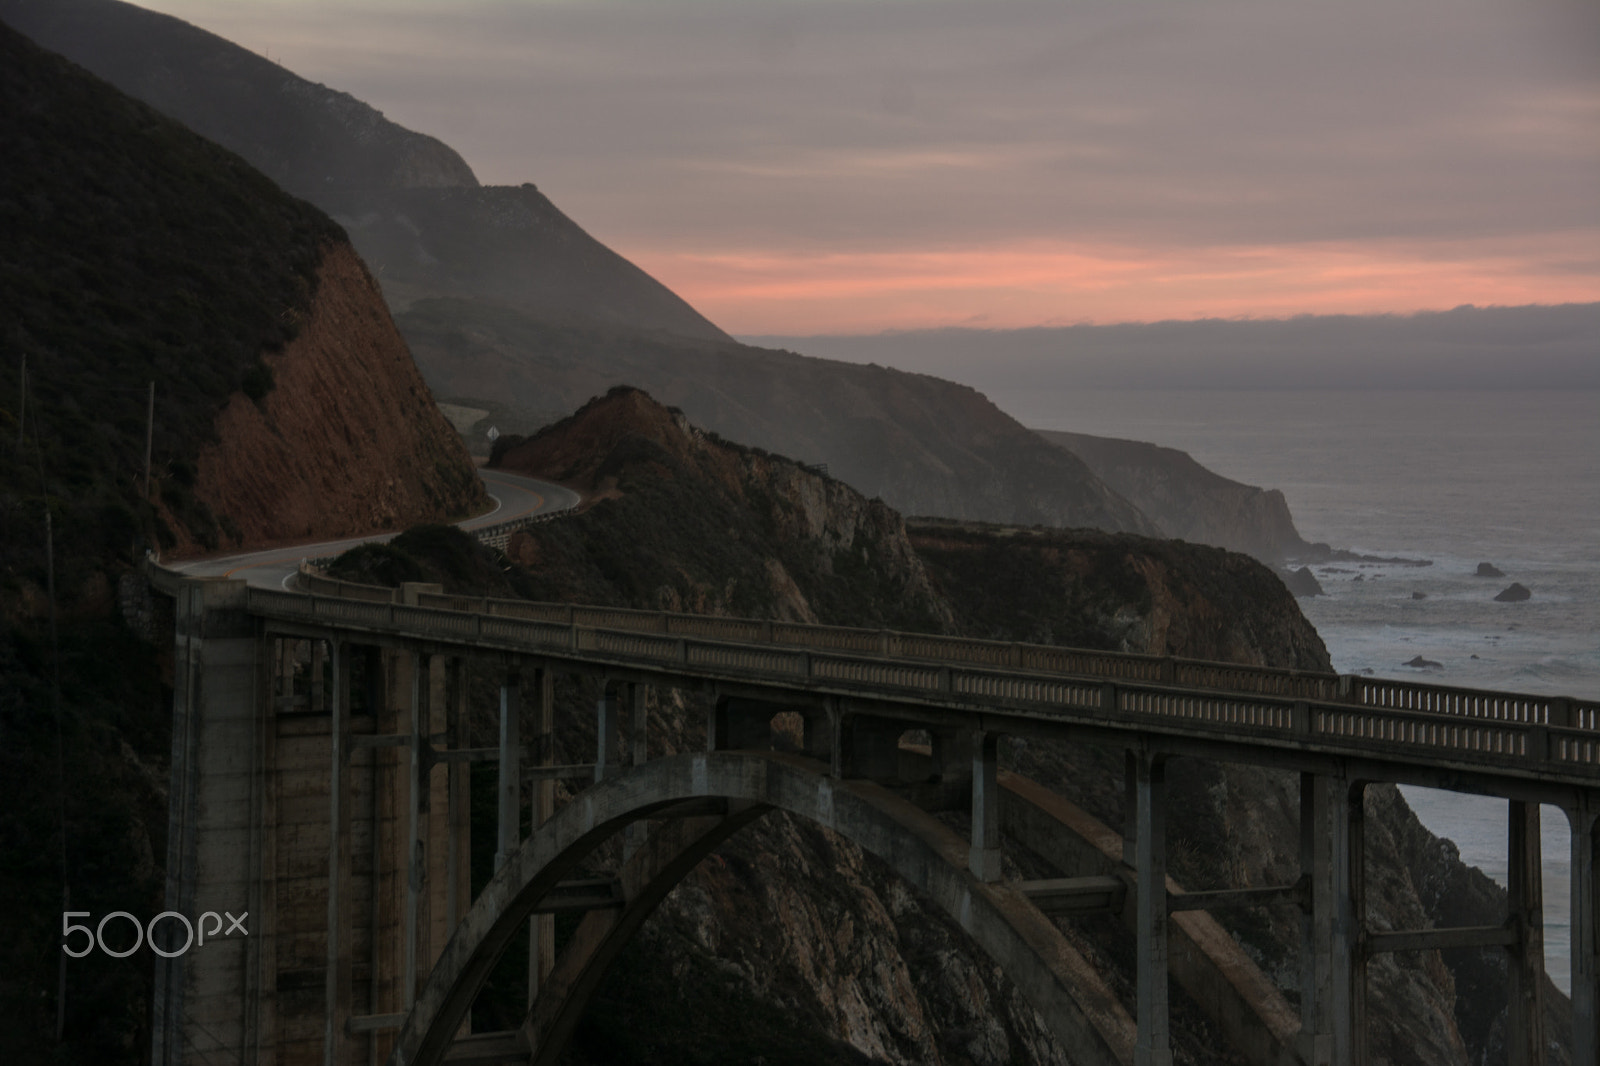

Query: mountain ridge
left=2, top=0, right=1172, bottom=536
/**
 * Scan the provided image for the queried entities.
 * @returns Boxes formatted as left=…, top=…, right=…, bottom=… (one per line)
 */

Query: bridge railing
left=236, top=581, right=1600, bottom=781
left=281, top=562, right=1600, bottom=735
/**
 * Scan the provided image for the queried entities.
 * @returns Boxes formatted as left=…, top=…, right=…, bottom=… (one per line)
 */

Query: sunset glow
left=135, top=0, right=1600, bottom=335
left=636, top=235, right=1600, bottom=335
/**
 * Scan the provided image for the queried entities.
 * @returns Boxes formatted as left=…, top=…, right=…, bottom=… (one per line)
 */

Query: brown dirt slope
left=189, top=243, right=485, bottom=550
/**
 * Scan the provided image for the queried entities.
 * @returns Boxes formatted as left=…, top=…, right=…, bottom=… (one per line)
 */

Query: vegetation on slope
left=0, top=21, right=466, bottom=1061
left=0, top=18, right=341, bottom=571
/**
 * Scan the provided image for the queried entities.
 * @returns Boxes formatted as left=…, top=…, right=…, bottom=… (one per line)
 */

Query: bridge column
left=1298, top=772, right=1334, bottom=1066
left=968, top=730, right=1002, bottom=882
left=152, top=579, right=268, bottom=1066
left=1507, top=800, right=1546, bottom=1066
left=1569, top=800, right=1599, bottom=1063
left=446, top=658, right=470, bottom=929
left=528, top=668, right=556, bottom=1009
left=404, top=652, right=429, bottom=1010
left=310, top=639, right=326, bottom=713
left=596, top=680, right=622, bottom=781
left=1129, top=750, right=1171, bottom=1066
left=1329, top=779, right=1367, bottom=1066
left=498, top=670, right=522, bottom=868
left=624, top=684, right=651, bottom=862
left=324, top=640, right=354, bottom=1066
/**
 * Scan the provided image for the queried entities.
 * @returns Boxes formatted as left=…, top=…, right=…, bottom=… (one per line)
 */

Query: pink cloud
left=633, top=234, right=1600, bottom=334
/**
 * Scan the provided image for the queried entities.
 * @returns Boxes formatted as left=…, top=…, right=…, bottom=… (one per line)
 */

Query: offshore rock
left=1283, top=566, right=1325, bottom=597
left=1476, top=562, right=1507, bottom=578
left=1494, top=583, right=1532, bottom=602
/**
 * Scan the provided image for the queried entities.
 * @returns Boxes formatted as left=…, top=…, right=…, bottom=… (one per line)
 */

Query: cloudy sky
left=139, top=0, right=1599, bottom=334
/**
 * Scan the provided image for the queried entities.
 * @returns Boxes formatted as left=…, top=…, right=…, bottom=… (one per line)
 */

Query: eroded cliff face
left=183, top=243, right=484, bottom=551
left=492, top=387, right=952, bottom=631
left=1037, top=429, right=1312, bottom=563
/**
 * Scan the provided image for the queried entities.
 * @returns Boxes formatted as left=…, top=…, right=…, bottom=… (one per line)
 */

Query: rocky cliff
left=1037, top=429, right=1313, bottom=562
left=416, top=390, right=1554, bottom=1065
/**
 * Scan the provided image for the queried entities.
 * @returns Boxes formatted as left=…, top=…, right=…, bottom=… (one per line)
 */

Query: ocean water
left=995, top=388, right=1600, bottom=993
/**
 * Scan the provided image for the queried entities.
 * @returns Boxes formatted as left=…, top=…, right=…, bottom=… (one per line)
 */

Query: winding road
left=172, top=469, right=581, bottom=588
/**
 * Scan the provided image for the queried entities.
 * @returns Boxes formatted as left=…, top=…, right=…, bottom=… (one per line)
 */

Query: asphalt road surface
left=172, top=469, right=581, bottom=588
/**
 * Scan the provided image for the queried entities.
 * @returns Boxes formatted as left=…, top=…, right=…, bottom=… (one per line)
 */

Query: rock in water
left=1476, top=562, right=1506, bottom=577
left=1283, top=566, right=1325, bottom=597
left=1494, top=582, right=1532, bottom=602
left=1412, top=591, right=1427, bottom=600
left=1404, top=655, right=1444, bottom=669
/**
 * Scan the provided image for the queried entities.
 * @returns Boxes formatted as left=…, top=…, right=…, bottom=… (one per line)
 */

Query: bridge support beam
left=624, top=685, right=651, bottom=862
left=1506, top=800, right=1546, bottom=1066
left=324, top=640, right=354, bottom=1066
left=1330, top=779, right=1366, bottom=1066
left=1298, top=772, right=1333, bottom=1066
left=1570, top=801, right=1599, bottom=1064
left=497, top=671, right=522, bottom=868
left=528, top=668, right=556, bottom=1011
left=596, top=681, right=622, bottom=781
left=1129, top=750, right=1171, bottom=1066
left=969, top=731, right=1002, bottom=882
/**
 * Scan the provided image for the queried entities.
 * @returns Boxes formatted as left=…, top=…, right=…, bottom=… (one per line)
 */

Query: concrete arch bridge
left=145, top=564, right=1600, bottom=1066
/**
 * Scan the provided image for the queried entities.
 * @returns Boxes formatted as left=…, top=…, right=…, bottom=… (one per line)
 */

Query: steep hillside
left=0, top=21, right=480, bottom=1059
left=0, top=17, right=483, bottom=565
left=6, top=0, right=1173, bottom=536
left=425, top=303, right=1156, bottom=531
left=1036, top=430, right=1313, bottom=562
left=0, top=0, right=731, bottom=345
left=0, top=0, right=477, bottom=198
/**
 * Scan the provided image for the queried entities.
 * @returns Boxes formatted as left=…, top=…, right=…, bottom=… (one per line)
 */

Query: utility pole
left=144, top=381, right=154, bottom=500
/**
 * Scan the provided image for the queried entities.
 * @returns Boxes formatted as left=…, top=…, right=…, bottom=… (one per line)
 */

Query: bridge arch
left=388, top=750, right=1136, bottom=1066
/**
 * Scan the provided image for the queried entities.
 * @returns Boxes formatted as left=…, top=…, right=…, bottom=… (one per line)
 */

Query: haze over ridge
left=745, top=303, right=1600, bottom=392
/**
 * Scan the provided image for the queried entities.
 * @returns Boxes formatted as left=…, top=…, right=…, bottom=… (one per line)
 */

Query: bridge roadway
left=149, top=562, right=1600, bottom=1066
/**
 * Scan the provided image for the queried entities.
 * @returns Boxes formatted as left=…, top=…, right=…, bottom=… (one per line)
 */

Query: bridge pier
left=1507, top=800, right=1546, bottom=1066
left=1570, top=801, right=1599, bottom=1064
left=324, top=640, right=355, bottom=1066
left=1298, top=772, right=1334, bottom=1066
left=1329, top=779, right=1366, bottom=1066
left=596, top=680, right=622, bottom=782
left=528, top=668, right=556, bottom=1011
left=969, top=730, right=1003, bottom=882
left=1128, top=750, right=1172, bottom=1066
left=153, top=578, right=267, bottom=1066
left=497, top=671, right=521, bottom=868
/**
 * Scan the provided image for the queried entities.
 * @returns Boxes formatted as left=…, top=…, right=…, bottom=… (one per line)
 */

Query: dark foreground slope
left=378, top=388, right=1557, bottom=1066
left=0, top=22, right=481, bottom=1059
left=5, top=0, right=1168, bottom=535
